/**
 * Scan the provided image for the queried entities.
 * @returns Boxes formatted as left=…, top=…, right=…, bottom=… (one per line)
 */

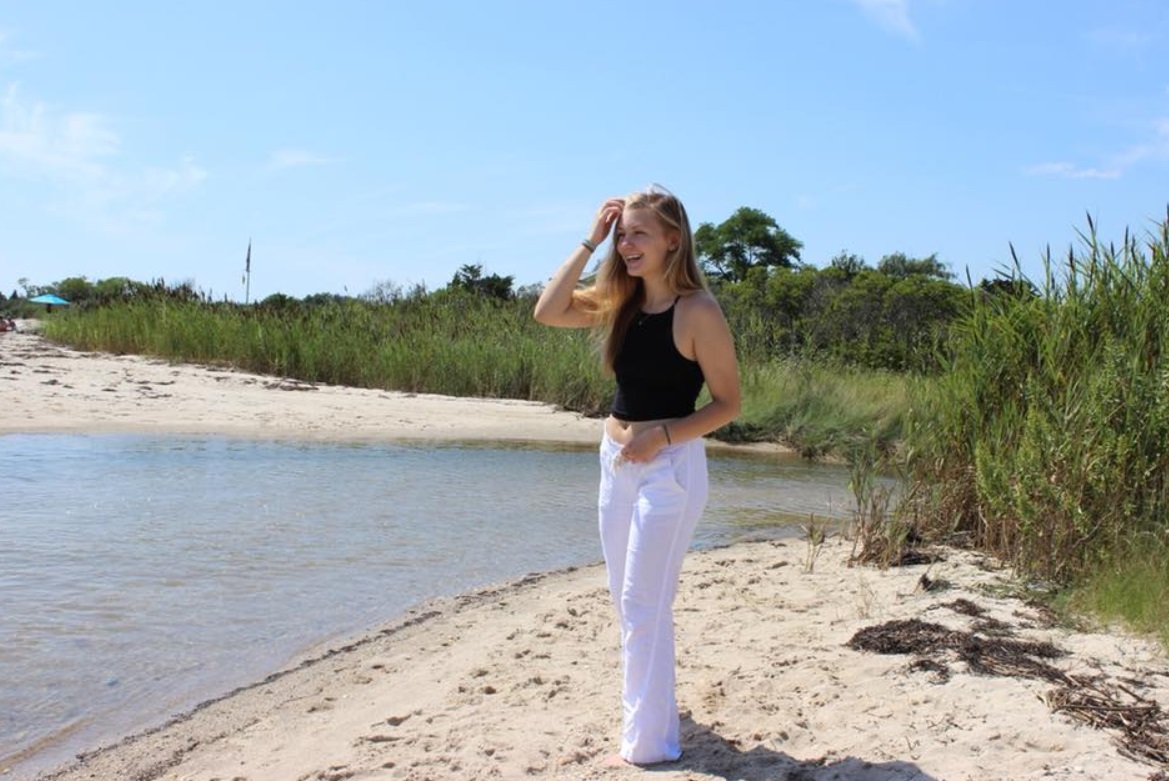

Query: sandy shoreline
left=0, top=331, right=604, bottom=445
left=4, top=332, right=1169, bottom=780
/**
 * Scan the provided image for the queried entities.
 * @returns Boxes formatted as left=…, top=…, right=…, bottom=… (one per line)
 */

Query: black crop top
left=611, top=299, right=705, bottom=422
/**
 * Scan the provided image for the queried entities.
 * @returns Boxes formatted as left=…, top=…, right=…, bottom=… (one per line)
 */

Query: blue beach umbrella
left=28, top=294, right=70, bottom=305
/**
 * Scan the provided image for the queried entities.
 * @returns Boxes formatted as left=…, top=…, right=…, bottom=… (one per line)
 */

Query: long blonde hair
left=573, top=186, right=707, bottom=372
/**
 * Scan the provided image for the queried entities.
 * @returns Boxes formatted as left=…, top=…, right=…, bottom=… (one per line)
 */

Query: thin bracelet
left=581, top=238, right=597, bottom=253
left=661, top=423, right=672, bottom=445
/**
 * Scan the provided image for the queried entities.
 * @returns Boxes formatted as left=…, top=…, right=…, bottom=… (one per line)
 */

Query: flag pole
left=244, top=239, right=252, bottom=304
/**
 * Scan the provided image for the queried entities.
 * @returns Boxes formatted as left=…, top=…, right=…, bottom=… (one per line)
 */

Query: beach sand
left=4, top=332, right=1168, bottom=781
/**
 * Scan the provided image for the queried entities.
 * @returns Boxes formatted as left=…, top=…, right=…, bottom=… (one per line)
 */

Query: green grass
left=732, top=359, right=908, bottom=458
left=1062, top=538, right=1169, bottom=646
left=42, top=292, right=905, bottom=459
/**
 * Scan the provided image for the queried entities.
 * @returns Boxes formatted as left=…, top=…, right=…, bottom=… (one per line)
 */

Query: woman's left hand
left=618, top=426, right=669, bottom=464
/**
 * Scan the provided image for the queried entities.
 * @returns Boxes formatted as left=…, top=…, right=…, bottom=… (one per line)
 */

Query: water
left=0, top=434, right=854, bottom=777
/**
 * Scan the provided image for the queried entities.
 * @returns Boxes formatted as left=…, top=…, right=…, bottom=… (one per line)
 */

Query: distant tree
left=828, top=250, right=867, bottom=279
left=979, top=276, right=1036, bottom=300
left=364, top=280, right=406, bottom=304
left=877, top=252, right=953, bottom=280
left=695, top=207, right=803, bottom=282
left=259, top=292, right=300, bottom=311
left=94, top=277, right=137, bottom=304
left=54, top=276, right=97, bottom=305
left=515, top=282, right=545, bottom=300
left=449, top=264, right=515, bottom=300
left=303, top=292, right=348, bottom=308
left=17, top=277, right=46, bottom=298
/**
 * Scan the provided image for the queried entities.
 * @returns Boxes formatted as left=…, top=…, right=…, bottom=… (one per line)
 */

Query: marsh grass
left=43, top=292, right=906, bottom=457
left=905, top=212, right=1169, bottom=593
left=800, top=513, right=831, bottom=573
left=846, top=434, right=906, bottom=567
left=730, top=359, right=908, bottom=457
left=45, top=295, right=614, bottom=414
left=1064, top=542, right=1169, bottom=647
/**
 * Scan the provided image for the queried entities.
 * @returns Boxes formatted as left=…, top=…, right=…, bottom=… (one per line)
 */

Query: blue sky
left=2, top=1, right=1167, bottom=301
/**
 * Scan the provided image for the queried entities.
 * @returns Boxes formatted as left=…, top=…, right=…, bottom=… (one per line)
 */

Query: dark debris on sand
left=846, top=600, right=1169, bottom=771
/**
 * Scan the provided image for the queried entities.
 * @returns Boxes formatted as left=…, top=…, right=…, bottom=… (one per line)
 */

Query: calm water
left=0, top=434, right=854, bottom=777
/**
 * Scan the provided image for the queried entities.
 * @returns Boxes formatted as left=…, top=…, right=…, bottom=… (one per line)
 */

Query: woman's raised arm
left=533, top=197, right=624, bottom=328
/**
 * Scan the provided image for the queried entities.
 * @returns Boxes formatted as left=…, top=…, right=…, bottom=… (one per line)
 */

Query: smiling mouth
left=624, top=254, right=643, bottom=263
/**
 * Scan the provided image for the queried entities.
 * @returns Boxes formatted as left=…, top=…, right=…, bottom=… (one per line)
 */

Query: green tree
left=877, top=252, right=953, bottom=280
left=828, top=250, right=867, bottom=279
left=93, top=277, right=137, bottom=304
left=449, top=264, right=515, bottom=300
left=54, top=276, right=97, bottom=305
left=695, top=207, right=803, bottom=282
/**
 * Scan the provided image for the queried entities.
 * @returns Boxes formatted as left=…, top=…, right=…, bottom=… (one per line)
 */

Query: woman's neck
left=640, top=277, right=675, bottom=313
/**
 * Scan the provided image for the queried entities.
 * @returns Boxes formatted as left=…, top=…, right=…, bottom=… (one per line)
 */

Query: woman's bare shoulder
left=677, top=289, right=725, bottom=320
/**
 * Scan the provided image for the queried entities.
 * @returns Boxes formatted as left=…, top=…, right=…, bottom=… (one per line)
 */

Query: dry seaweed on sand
left=847, top=606, right=1169, bottom=771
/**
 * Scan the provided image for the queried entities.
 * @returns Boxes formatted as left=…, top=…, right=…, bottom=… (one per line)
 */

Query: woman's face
left=615, top=207, right=677, bottom=280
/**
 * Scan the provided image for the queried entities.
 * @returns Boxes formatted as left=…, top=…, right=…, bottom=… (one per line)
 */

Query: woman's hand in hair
left=589, top=198, right=625, bottom=247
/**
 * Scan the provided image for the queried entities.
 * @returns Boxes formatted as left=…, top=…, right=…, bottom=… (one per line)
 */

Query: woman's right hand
left=588, top=198, right=625, bottom=247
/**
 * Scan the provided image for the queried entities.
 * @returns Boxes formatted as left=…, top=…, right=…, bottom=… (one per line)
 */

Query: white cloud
left=0, top=29, right=39, bottom=64
left=0, top=83, right=117, bottom=179
left=0, top=82, right=207, bottom=233
left=1027, top=109, right=1169, bottom=181
left=1024, top=161, right=1122, bottom=180
left=851, top=0, right=919, bottom=41
left=1112, top=116, right=1169, bottom=168
left=1024, top=162, right=1121, bottom=180
left=267, top=147, right=339, bottom=171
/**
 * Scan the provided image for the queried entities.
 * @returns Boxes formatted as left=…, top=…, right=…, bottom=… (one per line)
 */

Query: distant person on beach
left=534, top=185, right=741, bottom=766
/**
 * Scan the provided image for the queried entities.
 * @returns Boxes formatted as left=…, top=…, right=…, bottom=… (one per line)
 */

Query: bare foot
left=600, top=753, right=631, bottom=768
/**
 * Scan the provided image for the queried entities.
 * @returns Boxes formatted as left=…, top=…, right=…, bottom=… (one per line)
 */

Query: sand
left=3, top=331, right=1168, bottom=781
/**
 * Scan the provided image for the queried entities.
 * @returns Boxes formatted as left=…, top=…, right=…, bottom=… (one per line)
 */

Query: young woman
left=534, top=186, right=741, bottom=765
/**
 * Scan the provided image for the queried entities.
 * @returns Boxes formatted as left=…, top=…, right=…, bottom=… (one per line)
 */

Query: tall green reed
left=906, top=212, right=1169, bottom=582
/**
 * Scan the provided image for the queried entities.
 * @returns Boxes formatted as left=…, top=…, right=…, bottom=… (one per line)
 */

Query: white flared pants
left=598, top=432, right=708, bottom=764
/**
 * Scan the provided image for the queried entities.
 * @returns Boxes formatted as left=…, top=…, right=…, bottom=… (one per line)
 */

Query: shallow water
left=0, top=434, right=855, bottom=776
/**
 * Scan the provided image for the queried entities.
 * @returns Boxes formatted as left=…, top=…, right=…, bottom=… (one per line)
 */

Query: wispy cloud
left=0, top=82, right=207, bottom=232
left=851, top=0, right=919, bottom=41
left=1024, top=161, right=1122, bottom=180
left=266, top=147, right=340, bottom=171
left=1026, top=109, right=1169, bottom=181
left=1113, top=116, right=1169, bottom=168
left=0, top=29, right=39, bottom=64
left=0, top=83, right=118, bottom=179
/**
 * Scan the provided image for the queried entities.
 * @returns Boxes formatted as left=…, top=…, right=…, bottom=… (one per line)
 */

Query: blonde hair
left=573, top=186, right=707, bottom=372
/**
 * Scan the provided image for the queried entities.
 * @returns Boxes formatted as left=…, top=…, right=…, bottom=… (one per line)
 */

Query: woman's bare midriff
left=605, top=415, right=682, bottom=445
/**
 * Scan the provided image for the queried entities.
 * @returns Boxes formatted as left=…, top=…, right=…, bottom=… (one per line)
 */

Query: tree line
left=13, top=205, right=1026, bottom=374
